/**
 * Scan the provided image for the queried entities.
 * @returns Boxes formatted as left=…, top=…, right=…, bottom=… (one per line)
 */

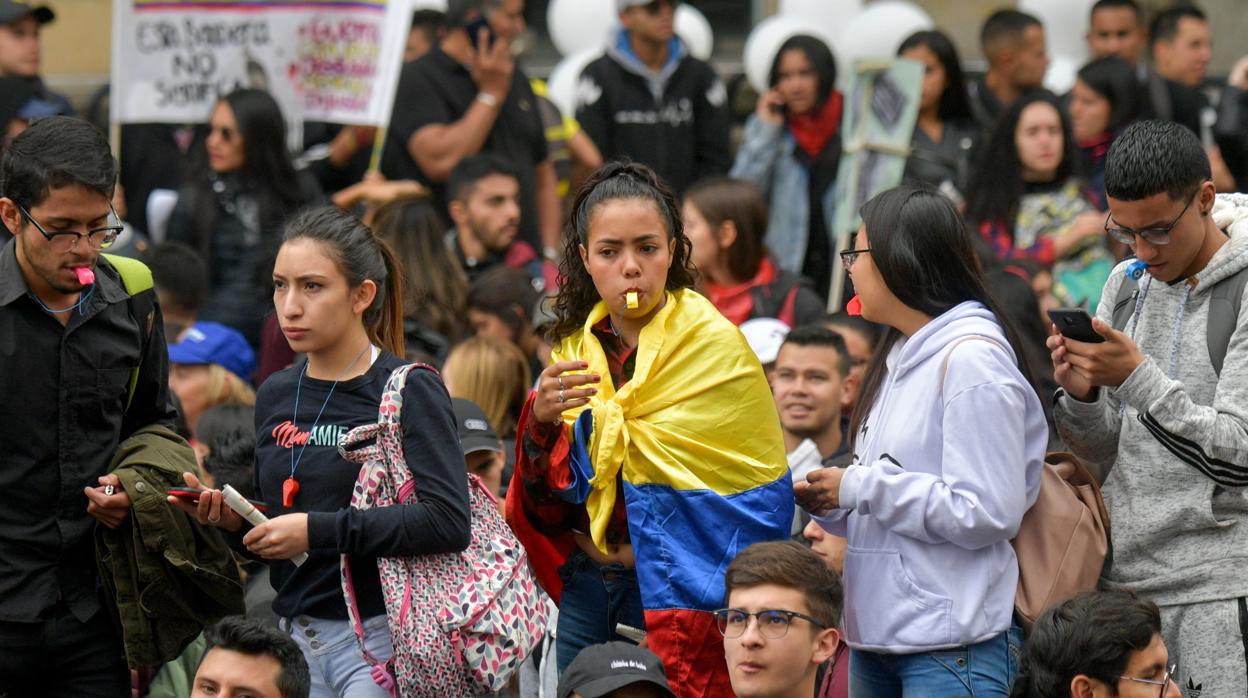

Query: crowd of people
left=1, top=0, right=1247, bottom=696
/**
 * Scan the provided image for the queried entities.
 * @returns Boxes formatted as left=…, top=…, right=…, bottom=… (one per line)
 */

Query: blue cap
left=168, top=321, right=256, bottom=382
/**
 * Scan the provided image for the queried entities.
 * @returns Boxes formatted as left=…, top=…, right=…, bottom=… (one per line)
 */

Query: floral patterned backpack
left=338, top=363, right=548, bottom=696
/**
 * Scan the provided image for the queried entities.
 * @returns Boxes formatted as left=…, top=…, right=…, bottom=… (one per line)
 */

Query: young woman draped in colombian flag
left=505, top=162, right=794, bottom=696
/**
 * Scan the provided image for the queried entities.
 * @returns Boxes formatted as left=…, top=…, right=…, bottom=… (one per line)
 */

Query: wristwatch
left=475, top=92, right=500, bottom=108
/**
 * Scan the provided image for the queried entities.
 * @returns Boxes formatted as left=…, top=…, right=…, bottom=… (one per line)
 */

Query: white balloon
left=1044, top=55, right=1081, bottom=94
left=779, top=0, right=863, bottom=41
left=547, top=0, right=615, bottom=57
left=836, top=1, right=934, bottom=65
left=546, top=48, right=603, bottom=116
left=1019, top=0, right=1094, bottom=64
left=743, top=15, right=836, bottom=93
left=675, top=5, right=713, bottom=61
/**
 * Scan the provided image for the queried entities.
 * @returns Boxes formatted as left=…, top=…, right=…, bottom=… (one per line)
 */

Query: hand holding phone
left=1047, top=308, right=1104, bottom=344
left=168, top=486, right=268, bottom=513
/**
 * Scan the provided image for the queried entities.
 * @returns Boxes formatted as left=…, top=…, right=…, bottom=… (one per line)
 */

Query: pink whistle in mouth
left=846, top=295, right=862, bottom=316
left=75, top=267, right=95, bottom=285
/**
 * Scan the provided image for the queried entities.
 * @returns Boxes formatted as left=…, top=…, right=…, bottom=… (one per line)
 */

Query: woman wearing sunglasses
left=167, top=88, right=324, bottom=349
left=797, top=185, right=1048, bottom=697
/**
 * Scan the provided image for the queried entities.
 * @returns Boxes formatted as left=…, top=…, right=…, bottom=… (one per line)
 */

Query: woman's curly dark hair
left=547, top=161, right=698, bottom=341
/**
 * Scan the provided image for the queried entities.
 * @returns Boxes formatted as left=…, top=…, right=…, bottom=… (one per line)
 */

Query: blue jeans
left=281, top=614, right=394, bottom=698
left=849, top=627, right=1023, bottom=698
left=555, top=548, right=646, bottom=674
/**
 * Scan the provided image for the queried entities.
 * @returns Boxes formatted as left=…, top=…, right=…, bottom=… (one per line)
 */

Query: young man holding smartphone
left=1049, top=119, right=1248, bottom=696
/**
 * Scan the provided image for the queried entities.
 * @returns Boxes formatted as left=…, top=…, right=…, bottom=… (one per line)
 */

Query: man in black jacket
left=574, top=0, right=730, bottom=196
left=0, top=116, right=176, bottom=696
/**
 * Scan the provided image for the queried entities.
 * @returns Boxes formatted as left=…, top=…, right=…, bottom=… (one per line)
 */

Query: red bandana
left=787, top=91, right=843, bottom=160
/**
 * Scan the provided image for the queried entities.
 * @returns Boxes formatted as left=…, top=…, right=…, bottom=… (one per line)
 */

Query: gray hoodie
left=1055, top=192, right=1248, bottom=607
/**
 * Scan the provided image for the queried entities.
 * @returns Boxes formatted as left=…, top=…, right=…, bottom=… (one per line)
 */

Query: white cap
left=740, top=318, right=791, bottom=365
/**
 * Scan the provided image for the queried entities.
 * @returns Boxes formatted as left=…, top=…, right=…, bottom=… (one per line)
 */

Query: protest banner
left=110, top=0, right=411, bottom=127
left=827, top=57, right=923, bottom=311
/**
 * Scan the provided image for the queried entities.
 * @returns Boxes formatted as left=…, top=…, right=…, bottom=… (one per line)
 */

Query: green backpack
left=1110, top=265, right=1248, bottom=376
left=101, top=253, right=155, bottom=411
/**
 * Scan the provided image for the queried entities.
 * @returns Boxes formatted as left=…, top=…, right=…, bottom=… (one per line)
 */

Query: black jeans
left=0, top=604, right=128, bottom=698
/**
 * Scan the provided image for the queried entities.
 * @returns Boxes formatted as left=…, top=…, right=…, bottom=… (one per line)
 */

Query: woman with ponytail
left=505, top=162, right=793, bottom=696
left=170, top=206, right=471, bottom=697
left=795, top=185, right=1048, bottom=696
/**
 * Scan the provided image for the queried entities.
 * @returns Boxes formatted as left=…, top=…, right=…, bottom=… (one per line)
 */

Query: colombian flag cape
left=509, top=289, right=793, bottom=696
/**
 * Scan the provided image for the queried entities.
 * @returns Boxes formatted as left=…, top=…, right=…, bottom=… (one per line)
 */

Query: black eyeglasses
left=18, top=204, right=122, bottom=253
left=1105, top=188, right=1201, bottom=247
left=839, top=248, right=872, bottom=270
left=1119, top=663, right=1176, bottom=698
left=713, top=608, right=827, bottom=640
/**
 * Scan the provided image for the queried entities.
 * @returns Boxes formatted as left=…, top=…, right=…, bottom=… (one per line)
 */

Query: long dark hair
left=898, top=30, right=974, bottom=123
left=965, top=90, right=1080, bottom=230
left=221, top=89, right=302, bottom=204
left=183, top=89, right=312, bottom=261
left=282, top=206, right=405, bottom=357
left=370, top=194, right=468, bottom=341
left=769, top=35, right=838, bottom=109
left=1076, top=56, right=1143, bottom=135
left=548, top=161, right=697, bottom=341
left=849, top=185, right=1039, bottom=448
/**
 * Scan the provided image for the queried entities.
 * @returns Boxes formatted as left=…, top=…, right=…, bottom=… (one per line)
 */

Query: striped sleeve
left=1116, top=356, right=1248, bottom=488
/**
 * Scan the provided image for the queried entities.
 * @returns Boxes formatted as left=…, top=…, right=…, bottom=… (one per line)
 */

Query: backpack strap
left=939, top=335, right=1007, bottom=391
left=1206, top=265, right=1248, bottom=376
left=1109, top=274, right=1140, bottom=334
left=101, top=254, right=155, bottom=412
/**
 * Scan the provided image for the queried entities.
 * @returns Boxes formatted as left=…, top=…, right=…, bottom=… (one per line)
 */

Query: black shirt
left=0, top=241, right=175, bottom=623
left=251, top=351, right=471, bottom=620
left=382, top=48, right=548, bottom=251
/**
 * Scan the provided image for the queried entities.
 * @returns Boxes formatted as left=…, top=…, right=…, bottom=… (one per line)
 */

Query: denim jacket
left=731, top=114, right=838, bottom=274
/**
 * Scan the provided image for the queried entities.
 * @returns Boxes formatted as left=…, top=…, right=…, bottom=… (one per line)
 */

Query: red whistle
left=282, top=477, right=300, bottom=508
left=846, top=295, right=863, bottom=317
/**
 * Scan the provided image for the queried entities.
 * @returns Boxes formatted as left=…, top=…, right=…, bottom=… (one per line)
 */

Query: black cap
left=451, top=398, right=502, bottom=456
left=557, top=642, right=675, bottom=698
left=0, top=1, right=54, bottom=25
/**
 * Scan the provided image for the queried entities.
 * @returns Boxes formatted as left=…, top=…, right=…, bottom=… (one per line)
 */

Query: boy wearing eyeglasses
left=719, top=541, right=845, bottom=698
left=0, top=116, right=177, bottom=695
left=1050, top=119, right=1248, bottom=696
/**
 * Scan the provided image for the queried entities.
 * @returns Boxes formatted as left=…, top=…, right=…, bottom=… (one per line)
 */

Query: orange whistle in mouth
left=626, top=291, right=638, bottom=309
left=75, top=267, right=95, bottom=285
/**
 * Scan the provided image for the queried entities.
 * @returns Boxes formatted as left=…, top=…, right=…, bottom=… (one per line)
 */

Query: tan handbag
left=940, top=337, right=1110, bottom=633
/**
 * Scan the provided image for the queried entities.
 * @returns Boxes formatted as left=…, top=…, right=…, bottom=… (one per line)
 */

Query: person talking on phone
left=380, top=0, right=562, bottom=259
left=731, top=34, right=841, bottom=300
left=1049, top=119, right=1248, bottom=695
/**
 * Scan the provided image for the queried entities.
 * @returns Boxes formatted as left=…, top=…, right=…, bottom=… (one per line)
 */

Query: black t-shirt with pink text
left=252, top=350, right=470, bottom=620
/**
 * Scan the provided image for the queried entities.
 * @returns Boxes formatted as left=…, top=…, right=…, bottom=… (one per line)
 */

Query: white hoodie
left=815, top=301, right=1048, bottom=654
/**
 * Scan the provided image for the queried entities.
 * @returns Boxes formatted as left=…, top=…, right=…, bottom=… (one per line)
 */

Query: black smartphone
left=463, top=15, right=496, bottom=49
left=168, top=486, right=268, bottom=512
left=1047, top=308, right=1104, bottom=343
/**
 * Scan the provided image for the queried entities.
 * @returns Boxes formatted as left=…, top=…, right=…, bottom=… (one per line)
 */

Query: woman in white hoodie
left=796, top=185, right=1049, bottom=696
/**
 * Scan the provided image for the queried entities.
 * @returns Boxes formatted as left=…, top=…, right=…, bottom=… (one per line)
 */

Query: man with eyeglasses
left=574, top=0, right=730, bottom=198
left=1050, top=119, right=1248, bottom=696
left=719, top=541, right=845, bottom=698
left=0, top=116, right=176, bottom=695
left=1013, top=591, right=1180, bottom=698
